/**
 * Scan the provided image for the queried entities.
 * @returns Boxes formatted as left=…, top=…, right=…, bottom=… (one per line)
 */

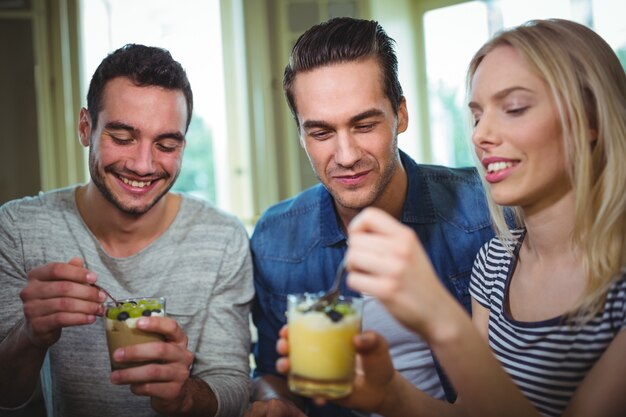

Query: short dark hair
left=86, top=44, right=193, bottom=131
left=283, top=17, right=403, bottom=123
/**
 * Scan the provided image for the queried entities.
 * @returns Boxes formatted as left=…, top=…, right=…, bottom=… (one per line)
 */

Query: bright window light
left=80, top=0, right=228, bottom=207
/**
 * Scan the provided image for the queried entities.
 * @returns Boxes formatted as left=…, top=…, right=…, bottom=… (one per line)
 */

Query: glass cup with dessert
left=104, top=296, right=166, bottom=370
left=287, top=293, right=363, bottom=399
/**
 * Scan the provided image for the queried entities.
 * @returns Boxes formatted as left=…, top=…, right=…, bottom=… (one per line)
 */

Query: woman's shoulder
left=480, top=229, right=525, bottom=257
left=606, top=272, right=626, bottom=306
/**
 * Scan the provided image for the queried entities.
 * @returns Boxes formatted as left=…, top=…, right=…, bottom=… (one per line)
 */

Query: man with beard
left=0, top=44, right=253, bottom=417
left=246, top=18, right=494, bottom=417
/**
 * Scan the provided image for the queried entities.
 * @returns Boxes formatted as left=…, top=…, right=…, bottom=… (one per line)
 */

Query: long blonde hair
left=467, top=19, right=626, bottom=317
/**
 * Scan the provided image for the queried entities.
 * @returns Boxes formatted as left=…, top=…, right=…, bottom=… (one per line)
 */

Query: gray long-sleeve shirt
left=0, top=187, right=254, bottom=417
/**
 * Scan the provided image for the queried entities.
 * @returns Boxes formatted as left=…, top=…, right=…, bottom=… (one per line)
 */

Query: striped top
left=469, top=231, right=626, bottom=417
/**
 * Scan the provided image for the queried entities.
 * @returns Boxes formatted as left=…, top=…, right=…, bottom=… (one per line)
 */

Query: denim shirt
left=251, top=151, right=493, bottom=415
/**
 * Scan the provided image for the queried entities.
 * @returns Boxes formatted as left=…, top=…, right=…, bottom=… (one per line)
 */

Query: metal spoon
left=305, top=259, right=347, bottom=312
left=92, top=282, right=121, bottom=306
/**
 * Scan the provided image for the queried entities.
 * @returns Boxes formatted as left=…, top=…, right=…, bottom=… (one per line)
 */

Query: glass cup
left=104, top=296, right=166, bottom=370
left=287, top=293, right=363, bottom=399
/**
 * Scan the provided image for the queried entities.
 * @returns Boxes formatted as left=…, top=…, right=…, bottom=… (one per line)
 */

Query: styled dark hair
left=283, top=17, right=403, bottom=123
left=86, top=43, right=193, bottom=131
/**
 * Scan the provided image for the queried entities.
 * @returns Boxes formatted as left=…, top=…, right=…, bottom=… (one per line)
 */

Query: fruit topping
left=325, top=308, right=343, bottom=322
left=106, top=298, right=164, bottom=321
left=323, top=302, right=355, bottom=322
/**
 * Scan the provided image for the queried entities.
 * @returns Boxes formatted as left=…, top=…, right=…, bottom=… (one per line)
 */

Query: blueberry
left=326, top=310, right=343, bottom=322
left=141, top=309, right=152, bottom=317
left=152, top=309, right=162, bottom=315
left=117, top=311, right=130, bottom=321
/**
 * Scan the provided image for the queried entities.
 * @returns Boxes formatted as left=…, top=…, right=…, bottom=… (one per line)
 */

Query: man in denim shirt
left=246, top=17, right=493, bottom=417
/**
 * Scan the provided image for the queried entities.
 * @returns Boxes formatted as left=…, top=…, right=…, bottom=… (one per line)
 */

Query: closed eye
left=506, top=106, right=529, bottom=116
left=309, top=130, right=332, bottom=140
left=105, top=131, right=134, bottom=144
left=156, top=141, right=183, bottom=153
left=470, top=112, right=482, bottom=128
left=354, top=122, right=377, bottom=132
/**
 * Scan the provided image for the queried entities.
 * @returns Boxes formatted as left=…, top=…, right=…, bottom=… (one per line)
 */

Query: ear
left=78, top=108, right=92, bottom=147
left=397, top=97, right=409, bottom=134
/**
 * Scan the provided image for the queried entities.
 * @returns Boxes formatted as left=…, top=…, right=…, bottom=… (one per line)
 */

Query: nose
left=471, top=110, right=501, bottom=153
left=334, top=132, right=362, bottom=168
left=125, top=140, right=155, bottom=175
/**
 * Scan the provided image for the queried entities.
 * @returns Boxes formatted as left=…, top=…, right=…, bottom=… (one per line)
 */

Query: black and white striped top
left=469, top=230, right=626, bottom=417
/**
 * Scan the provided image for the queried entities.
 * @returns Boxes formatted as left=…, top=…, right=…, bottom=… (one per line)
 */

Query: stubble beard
left=88, top=148, right=177, bottom=216
left=318, top=139, right=399, bottom=211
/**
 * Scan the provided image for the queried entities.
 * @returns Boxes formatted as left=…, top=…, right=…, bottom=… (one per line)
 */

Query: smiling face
left=292, top=58, right=408, bottom=222
left=469, top=45, right=571, bottom=214
left=79, top=76, right=187, bottom=216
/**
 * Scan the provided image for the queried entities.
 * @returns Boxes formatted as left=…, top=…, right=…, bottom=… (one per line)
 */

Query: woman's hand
left=345, top=207, right=461, bottom=338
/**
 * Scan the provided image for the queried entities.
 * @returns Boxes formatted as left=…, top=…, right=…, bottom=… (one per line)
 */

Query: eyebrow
left=104, top=121, right=184, bottom=142
left=468, top=86, right=534, bottom=110
left=156, top=131, right=185, bottom=142
left=104, top=121, right=135, bottom=132
left=350, top=109, right=385, bottom=124
left=301, top=108, right=385, bottom=130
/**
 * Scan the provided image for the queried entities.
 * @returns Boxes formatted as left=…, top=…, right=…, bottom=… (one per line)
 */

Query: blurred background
left=1, top=0, right=625, bottom=228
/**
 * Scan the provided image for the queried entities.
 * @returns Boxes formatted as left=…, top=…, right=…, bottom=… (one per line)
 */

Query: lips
left=120, top=176, right=152, bottom=188
left=116, top=174, right=161, bottom=192
left=333, top=171, right=370, bottom=186
left=482, top=157, right=519, bottom=183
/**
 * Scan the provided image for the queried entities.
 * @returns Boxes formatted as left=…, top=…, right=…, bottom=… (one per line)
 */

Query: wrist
left=11, top=318, right=48, bottom=357
left=375, top=371, right=406, bottom=415
left=178, top=379, right=196, bottom=414
left=422, top=299, right=471, bottom=350
left=153, top=381, right=192, bottom=417
left=18, top=318, right=59, bottom=350
left=155, top=377, right=216, bottom=417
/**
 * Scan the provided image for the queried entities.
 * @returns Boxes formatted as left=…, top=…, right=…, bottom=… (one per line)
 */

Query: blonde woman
left=276, top=19, right=626, bottom=417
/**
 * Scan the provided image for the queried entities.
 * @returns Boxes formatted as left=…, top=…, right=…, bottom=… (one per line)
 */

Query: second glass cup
left=104, top=296, right=166, bottom=370
left=287, top=293, right=363, bottom=399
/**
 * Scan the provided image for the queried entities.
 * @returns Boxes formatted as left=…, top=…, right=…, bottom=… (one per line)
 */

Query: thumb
left=68, top=257, right=86, bottom=268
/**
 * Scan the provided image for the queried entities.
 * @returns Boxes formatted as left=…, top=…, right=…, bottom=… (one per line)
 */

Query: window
left=80, top=0, right=229, bottom=208
left=424, top=1, right=489, bottom=167
left=77, top=0, right=625, bottom=220
left=421, top=0, right=626, bottom=167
